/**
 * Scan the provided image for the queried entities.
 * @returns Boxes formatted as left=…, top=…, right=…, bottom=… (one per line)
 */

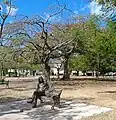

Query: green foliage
left=70, top=55, right=89, bottom=71
left=70, top=15, right=116, bottom=74
left=0, top=45, right=41, bottom=77
left=95, top=0, right=116, bottom=20
left=2, top=13, right=115, bottom=77
left=95, top=0, right=116, bottom=6
left=107, top=20, right=116, bottom=34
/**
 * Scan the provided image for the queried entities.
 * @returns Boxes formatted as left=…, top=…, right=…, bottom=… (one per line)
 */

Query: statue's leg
left=32, top=91, right=44, bottom=107
left=27, top=92, right=35, bottom=103
left=32, top=95, right=38, bottom=108
left=38, top=96, right=44, bottom=103
left=51, top=96, right=56, bottom=110
left=28, top=91, right=45, bottom=107
left=57, top=97, right=61, bottom=107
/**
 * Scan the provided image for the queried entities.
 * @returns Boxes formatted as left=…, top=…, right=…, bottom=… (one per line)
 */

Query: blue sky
left=0, top=0, right=105, bottom=23
left=16, top=0, right=88, bottom=15
left=15, top=0, right=90, bottom=16
left=8, top=0, right=115, bottom=23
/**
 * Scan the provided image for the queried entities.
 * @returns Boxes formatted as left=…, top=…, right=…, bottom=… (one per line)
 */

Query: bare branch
left=0, top=0, right=14, bottom=46
left=45, top=4, right=66, bottom=23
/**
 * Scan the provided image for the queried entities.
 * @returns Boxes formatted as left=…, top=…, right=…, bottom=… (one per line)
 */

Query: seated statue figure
left=27, top=76, right=49, bottom=108
left=27, top=76, right=62, bottom=109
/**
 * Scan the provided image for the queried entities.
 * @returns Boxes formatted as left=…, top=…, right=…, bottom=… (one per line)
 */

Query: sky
left=15, top=0, right=91, bottom=16
left=0, top=0, right=104, bottom=23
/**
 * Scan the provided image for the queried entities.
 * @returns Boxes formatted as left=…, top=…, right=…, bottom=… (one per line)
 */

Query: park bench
left=0, top=79, right=9, bottom=88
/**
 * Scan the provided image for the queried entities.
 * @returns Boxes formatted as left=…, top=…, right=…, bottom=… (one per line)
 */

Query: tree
left=0, top=0, right=18, bottom=78
left=78, top=15, right=101, bottom=77
left=0, top=0, right=16, bottom=46
left=57, top=17, right=89, bottom=80
left=95, top=0, right=116, bottom=6
left=6, top=14, right=75, bottom=88
left=70, top=55, right=89, bottom=74
left=79, top=15, right=116, bottom=76
left=51, top=24, right=75, bottom=80
left=0, top=46, right=14, bottom=78
left=61, top=17, right=90, bottom=79
left=94, top=0, right=116, bottom=20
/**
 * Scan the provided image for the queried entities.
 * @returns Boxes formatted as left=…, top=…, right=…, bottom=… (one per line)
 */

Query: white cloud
left=89, top=1, right=102, bottom=15
left=88, top=1, right=116, bottom=19
left=6, top=6, right=18, bottom=16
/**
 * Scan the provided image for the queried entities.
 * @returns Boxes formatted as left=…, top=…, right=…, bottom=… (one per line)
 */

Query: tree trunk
left=8, top=71, right=11, bottom=77
left=15, top=69, right=17, bottom=77
left=82, top=71, right=86, bottom=76
left=96, top=71, right=99, bottom=78
left=62, top=56, right=70, bottom=80
left=33, top=70, right=36, bottom=76
left=41, top=61, right=52, bottom=90
left=76, top=70, right=79, bottom=76
left=3, top=70, right=5, bottom=76
left=57, top=68, right=60, bottom=79
left=1, top=62, right=3, bottom=78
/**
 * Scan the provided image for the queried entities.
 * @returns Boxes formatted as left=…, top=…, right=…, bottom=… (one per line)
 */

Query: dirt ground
left=0, top=77, right=116, bottom=120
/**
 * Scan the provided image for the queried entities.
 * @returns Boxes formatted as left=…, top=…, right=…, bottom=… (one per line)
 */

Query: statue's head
left=38, top=76, right=44, bottom=84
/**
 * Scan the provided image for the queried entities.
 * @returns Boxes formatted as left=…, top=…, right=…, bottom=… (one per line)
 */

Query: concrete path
left=0, top=99, right=112, bottom=120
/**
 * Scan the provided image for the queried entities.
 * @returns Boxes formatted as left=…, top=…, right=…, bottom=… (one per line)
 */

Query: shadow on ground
left=0, top=97, right=24, bottom=103
left=98, top=91, right=116, bottom=94
left=0, top=98, right=112, bottom=120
